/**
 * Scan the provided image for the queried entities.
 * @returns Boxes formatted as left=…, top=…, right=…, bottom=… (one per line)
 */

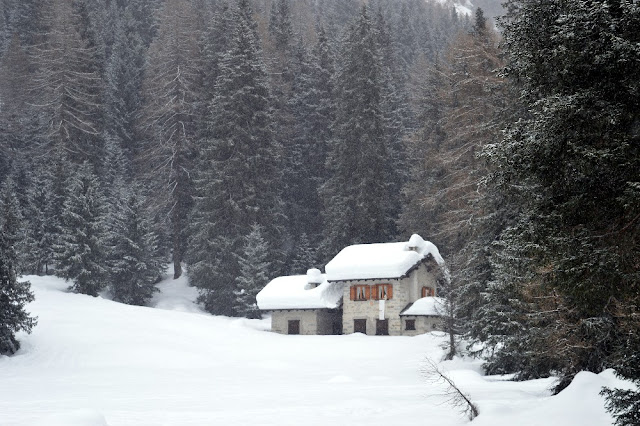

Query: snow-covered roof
left=256, top=269, right=344, bottom=310
left=324, top=234, right=445, bottom=281
left=400, top=297, right=446, bottom=317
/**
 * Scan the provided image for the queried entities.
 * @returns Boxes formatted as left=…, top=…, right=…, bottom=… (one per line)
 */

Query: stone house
left=256, top=234, right=447, bottom=336
left=255, top=269, right=344, bottom=335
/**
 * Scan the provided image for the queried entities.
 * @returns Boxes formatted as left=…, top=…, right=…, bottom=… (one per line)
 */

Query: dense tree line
left=399, top=3, right=639, bottom=423
left=0, top=0, right=466, bottom=334
left=1, top=0, right=636, bottom=422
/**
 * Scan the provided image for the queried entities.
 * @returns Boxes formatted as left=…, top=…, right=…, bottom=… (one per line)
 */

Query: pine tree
left=21, top=167, right=55, bottom=275
left=402, top=11, right=504, bottom=257
left=0, top=34, right=37, bottom=157
left=234, top=224, right=270, bottom=319
left=103, top=4, right=147, bottom=178
left=268, top=0, right=294, bottom=51
left=0, top=220, right=36, bottom=355
left=30, top=0, right=105, bottom=166
left=281, top=36, right=325, bottom=244
left=486, top=0, right=640, bottom=395
left=54, top=161, right=109, bottom=296
left=602, top=318, right=640, bottom=426
left=0, top=177, right=27, bottom=274
left=373, top=8, right=408, bottom=237
left=289, top=233, right=318, bottom=275
left=320, top=5, right=393, bottom=258
left=108, top=188, right=164, bottom=306
left=189, top=0, right=285, bottom=316
left=139, top=0, right=201, bottom=279
left=399, top=53, right=447, bottom=238
left=394, top=3, right=418, bottom=69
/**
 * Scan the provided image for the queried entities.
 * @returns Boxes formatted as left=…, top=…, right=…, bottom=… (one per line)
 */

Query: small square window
left=405, top=319, right=416, bottom=331
left=354, top=319, right=367, bottom=334
left=422, top=287, right=435, bottom=297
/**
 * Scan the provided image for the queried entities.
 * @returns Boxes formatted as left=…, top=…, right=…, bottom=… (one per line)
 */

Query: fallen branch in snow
left=422, top=357, right=480, bottom=421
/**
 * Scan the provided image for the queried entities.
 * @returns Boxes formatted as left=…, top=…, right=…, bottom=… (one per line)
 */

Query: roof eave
left=327, top=254, right=438, bottom=283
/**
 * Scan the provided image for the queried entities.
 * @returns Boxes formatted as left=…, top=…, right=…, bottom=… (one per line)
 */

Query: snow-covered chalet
left=256, top=234, right=447, bottom=336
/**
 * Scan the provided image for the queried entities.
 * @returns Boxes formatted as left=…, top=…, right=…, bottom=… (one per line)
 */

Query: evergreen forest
left=0, top=0, right=638, bottom=423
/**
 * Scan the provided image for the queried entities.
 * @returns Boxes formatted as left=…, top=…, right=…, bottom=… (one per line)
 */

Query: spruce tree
left=289, top=233, right=318, bottom=275
left=602, top=327, right=640, bottom=426
left=139, top=0, right=201, bottom=279
left=30, top=0, right=105, bottom=166
left=234, top=224, right=270, bottom=319
left=487, top=0, right=640, bottom=395
left=0, top=223, right=36, bottom=355
left=189, top=0, right=285, bottom=316
left=268, top=0, right=294, bottom=51
left=320, top=5, right=393, bottom=258
left=54, top=161, right=109, bottom=296
left=0, top=177, right=27, bottom=274
left=21, top=167, right=55, bottom=275
left=108, top=188, right=164, bottom=306
left=103, top=5, right=146, bottom=178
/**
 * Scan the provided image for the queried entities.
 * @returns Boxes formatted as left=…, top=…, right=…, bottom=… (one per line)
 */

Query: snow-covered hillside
left=435, top=0, right=475, bottom=16
left=0, top=274, right=629, bottom=426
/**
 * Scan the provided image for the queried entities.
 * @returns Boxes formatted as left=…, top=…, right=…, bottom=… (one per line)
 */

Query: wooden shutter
left=387, top=284, right=393, bottom=300
left=350, top=286, right=356, bottom=301
left=364, top=285, right=370, bottom=300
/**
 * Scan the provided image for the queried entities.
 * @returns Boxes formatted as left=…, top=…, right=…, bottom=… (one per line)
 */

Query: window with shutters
left=422, top=286, right=435, bottom=297
left=350, top=285, right=370, bottom=301
left=373, top=284, right=392, bottom=300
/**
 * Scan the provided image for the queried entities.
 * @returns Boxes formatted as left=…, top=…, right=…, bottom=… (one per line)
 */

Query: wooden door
left=376, top=319, right=389, bottom=335
left=354, top=319, right=367, bottom=334
left=288, top=320, right=300, bottom=335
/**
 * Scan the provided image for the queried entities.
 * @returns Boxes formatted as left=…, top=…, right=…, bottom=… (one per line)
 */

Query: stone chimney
left=306, top=268, right=323, bottom=289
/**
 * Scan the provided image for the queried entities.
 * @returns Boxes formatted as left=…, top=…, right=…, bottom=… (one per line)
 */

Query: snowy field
left=0, top=271, right=631, bottom=426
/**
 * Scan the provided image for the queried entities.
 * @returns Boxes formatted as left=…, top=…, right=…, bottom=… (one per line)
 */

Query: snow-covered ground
left=0, top=272, right=630, bottom=426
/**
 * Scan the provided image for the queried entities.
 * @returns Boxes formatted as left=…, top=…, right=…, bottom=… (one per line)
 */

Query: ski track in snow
left=0, top=273, right=628, bottom=426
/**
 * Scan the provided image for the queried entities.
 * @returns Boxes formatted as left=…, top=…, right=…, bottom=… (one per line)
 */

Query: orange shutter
left=387, top=284, right=393, bottom=300
left=364, top=286, right=370, bottom=300
left=350, top=286, right=356, bottom=301
left=372, top=285, right=378, bottom=300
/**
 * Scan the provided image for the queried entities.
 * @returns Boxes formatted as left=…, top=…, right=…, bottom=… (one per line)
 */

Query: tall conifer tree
left=321, top=5, right=392, bottom=257
left=189, top=0, right=285, bottom=316
left=234, top=224, right=270, bottom=319
left=108, top=188, right=164, bottom=306
left=0, top=213, right=36, bottom=355
left=139, top=0, right=201, bottom=279
left=54, top=162, right=109, bottom=296
left=486, top=0, right=640, bottom=399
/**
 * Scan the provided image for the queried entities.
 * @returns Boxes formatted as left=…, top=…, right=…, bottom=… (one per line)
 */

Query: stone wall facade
left=340, top=262, right=438, bottom=336
left=271, top=309, right=341, bottom=335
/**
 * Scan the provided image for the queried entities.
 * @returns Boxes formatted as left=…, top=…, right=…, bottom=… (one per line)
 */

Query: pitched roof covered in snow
left=400, top=297, right=446, bottom=317
left=324, top=234, right=445, bottom=281
left=256, top=269, right=344, bottom=311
